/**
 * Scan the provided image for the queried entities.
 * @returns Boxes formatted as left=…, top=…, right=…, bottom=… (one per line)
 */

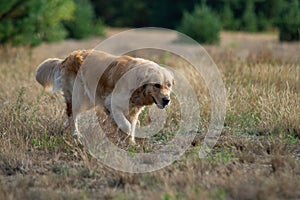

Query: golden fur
left=35, top=50, right=174, bottom=143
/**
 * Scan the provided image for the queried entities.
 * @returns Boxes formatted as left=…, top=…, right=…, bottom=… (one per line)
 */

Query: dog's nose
left=162, top=97, right=170, bottom=106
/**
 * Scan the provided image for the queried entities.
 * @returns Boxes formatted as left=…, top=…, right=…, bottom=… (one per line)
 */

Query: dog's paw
left=130, top=136, right=136, bottom=145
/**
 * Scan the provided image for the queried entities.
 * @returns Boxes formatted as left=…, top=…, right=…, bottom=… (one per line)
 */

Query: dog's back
left=35, top=50, right=125, bottom=117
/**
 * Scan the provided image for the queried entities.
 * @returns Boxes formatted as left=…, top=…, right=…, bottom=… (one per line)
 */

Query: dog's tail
left=35, top=50, right=88, bottom=93
left=35, top=58, right=64, bottom=93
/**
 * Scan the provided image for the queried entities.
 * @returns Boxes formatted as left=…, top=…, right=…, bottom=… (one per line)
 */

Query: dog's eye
left=154, top=84, right=161, bottom=88
left=166, top=83, right=171, bottom=87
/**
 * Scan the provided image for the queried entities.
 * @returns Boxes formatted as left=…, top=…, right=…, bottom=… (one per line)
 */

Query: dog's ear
left=167, top=69, right=175, bottom=86
left=139, top=67, right=163, bottom=87
left=136, top=67, right=151, bottom=86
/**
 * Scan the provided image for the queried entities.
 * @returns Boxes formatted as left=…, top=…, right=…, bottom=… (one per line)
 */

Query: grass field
left=0, top=30, right=299, bottom=200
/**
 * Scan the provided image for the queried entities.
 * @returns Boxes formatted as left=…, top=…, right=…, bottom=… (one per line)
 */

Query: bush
left=64, top=0, right=105, bottom=39
left=0, top=0, right=75, bottom=46
left=220, top=2, right=236, bottom=30
left=276, top=0, right=300, bottom=41
left=91, top=0, right=150, bottom=27
left=256, top=13, right=272, bottom=32
left=177, top=4, right=221, bottom=44
left=241, top=0, right=257, bottom=32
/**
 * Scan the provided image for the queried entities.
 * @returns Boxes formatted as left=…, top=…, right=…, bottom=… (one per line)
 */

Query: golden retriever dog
left=35, top=50, right=174, bottom=143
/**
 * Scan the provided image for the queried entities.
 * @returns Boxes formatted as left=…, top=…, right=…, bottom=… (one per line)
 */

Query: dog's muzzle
left=152, top=96, right=170, bottom=109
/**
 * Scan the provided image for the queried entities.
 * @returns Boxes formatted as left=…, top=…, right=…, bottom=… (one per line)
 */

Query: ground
left=0, top=29, right=299, bottom=200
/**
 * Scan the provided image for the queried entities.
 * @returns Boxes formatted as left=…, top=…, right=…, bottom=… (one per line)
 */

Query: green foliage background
left=0, top=0, right=105, bottom=46
left=276, top=0, right=300, bottom=41
left=0, top=0, right=75, bottom=46
left=92, top=0, right=300, bottom=42
left=177, top=4, right=221, bottom=44
left=64, top=0, right=105, bottom=39
left=0, top=0, right=299, bottom=45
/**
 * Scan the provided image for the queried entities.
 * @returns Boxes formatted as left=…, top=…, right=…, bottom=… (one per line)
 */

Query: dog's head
left=142, top=65, right=174, bottom=109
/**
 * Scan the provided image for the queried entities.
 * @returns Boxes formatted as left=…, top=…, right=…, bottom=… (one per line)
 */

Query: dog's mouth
left=152, top=96, right=165, bottom=109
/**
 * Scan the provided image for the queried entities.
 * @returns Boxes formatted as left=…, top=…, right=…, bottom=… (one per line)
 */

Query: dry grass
left=0, top=30, right=299, bottom=200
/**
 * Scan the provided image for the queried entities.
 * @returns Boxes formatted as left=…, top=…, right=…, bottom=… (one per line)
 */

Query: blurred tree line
left=92, top=0, right=300, bottom=42
left=0, top=0, right=299, bottom=46
left=93, top=0, right=274, bottom=30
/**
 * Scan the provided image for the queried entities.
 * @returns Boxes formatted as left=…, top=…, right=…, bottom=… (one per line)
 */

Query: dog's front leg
left=112, top=106, right=131, bottom=134
left=112, top=105, right=139, bottom=144
left=130, top=117, right=138, bottom=144
left=105, top=94, right=131, bottom=134
left=129, top=107, right=144, bottom=144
